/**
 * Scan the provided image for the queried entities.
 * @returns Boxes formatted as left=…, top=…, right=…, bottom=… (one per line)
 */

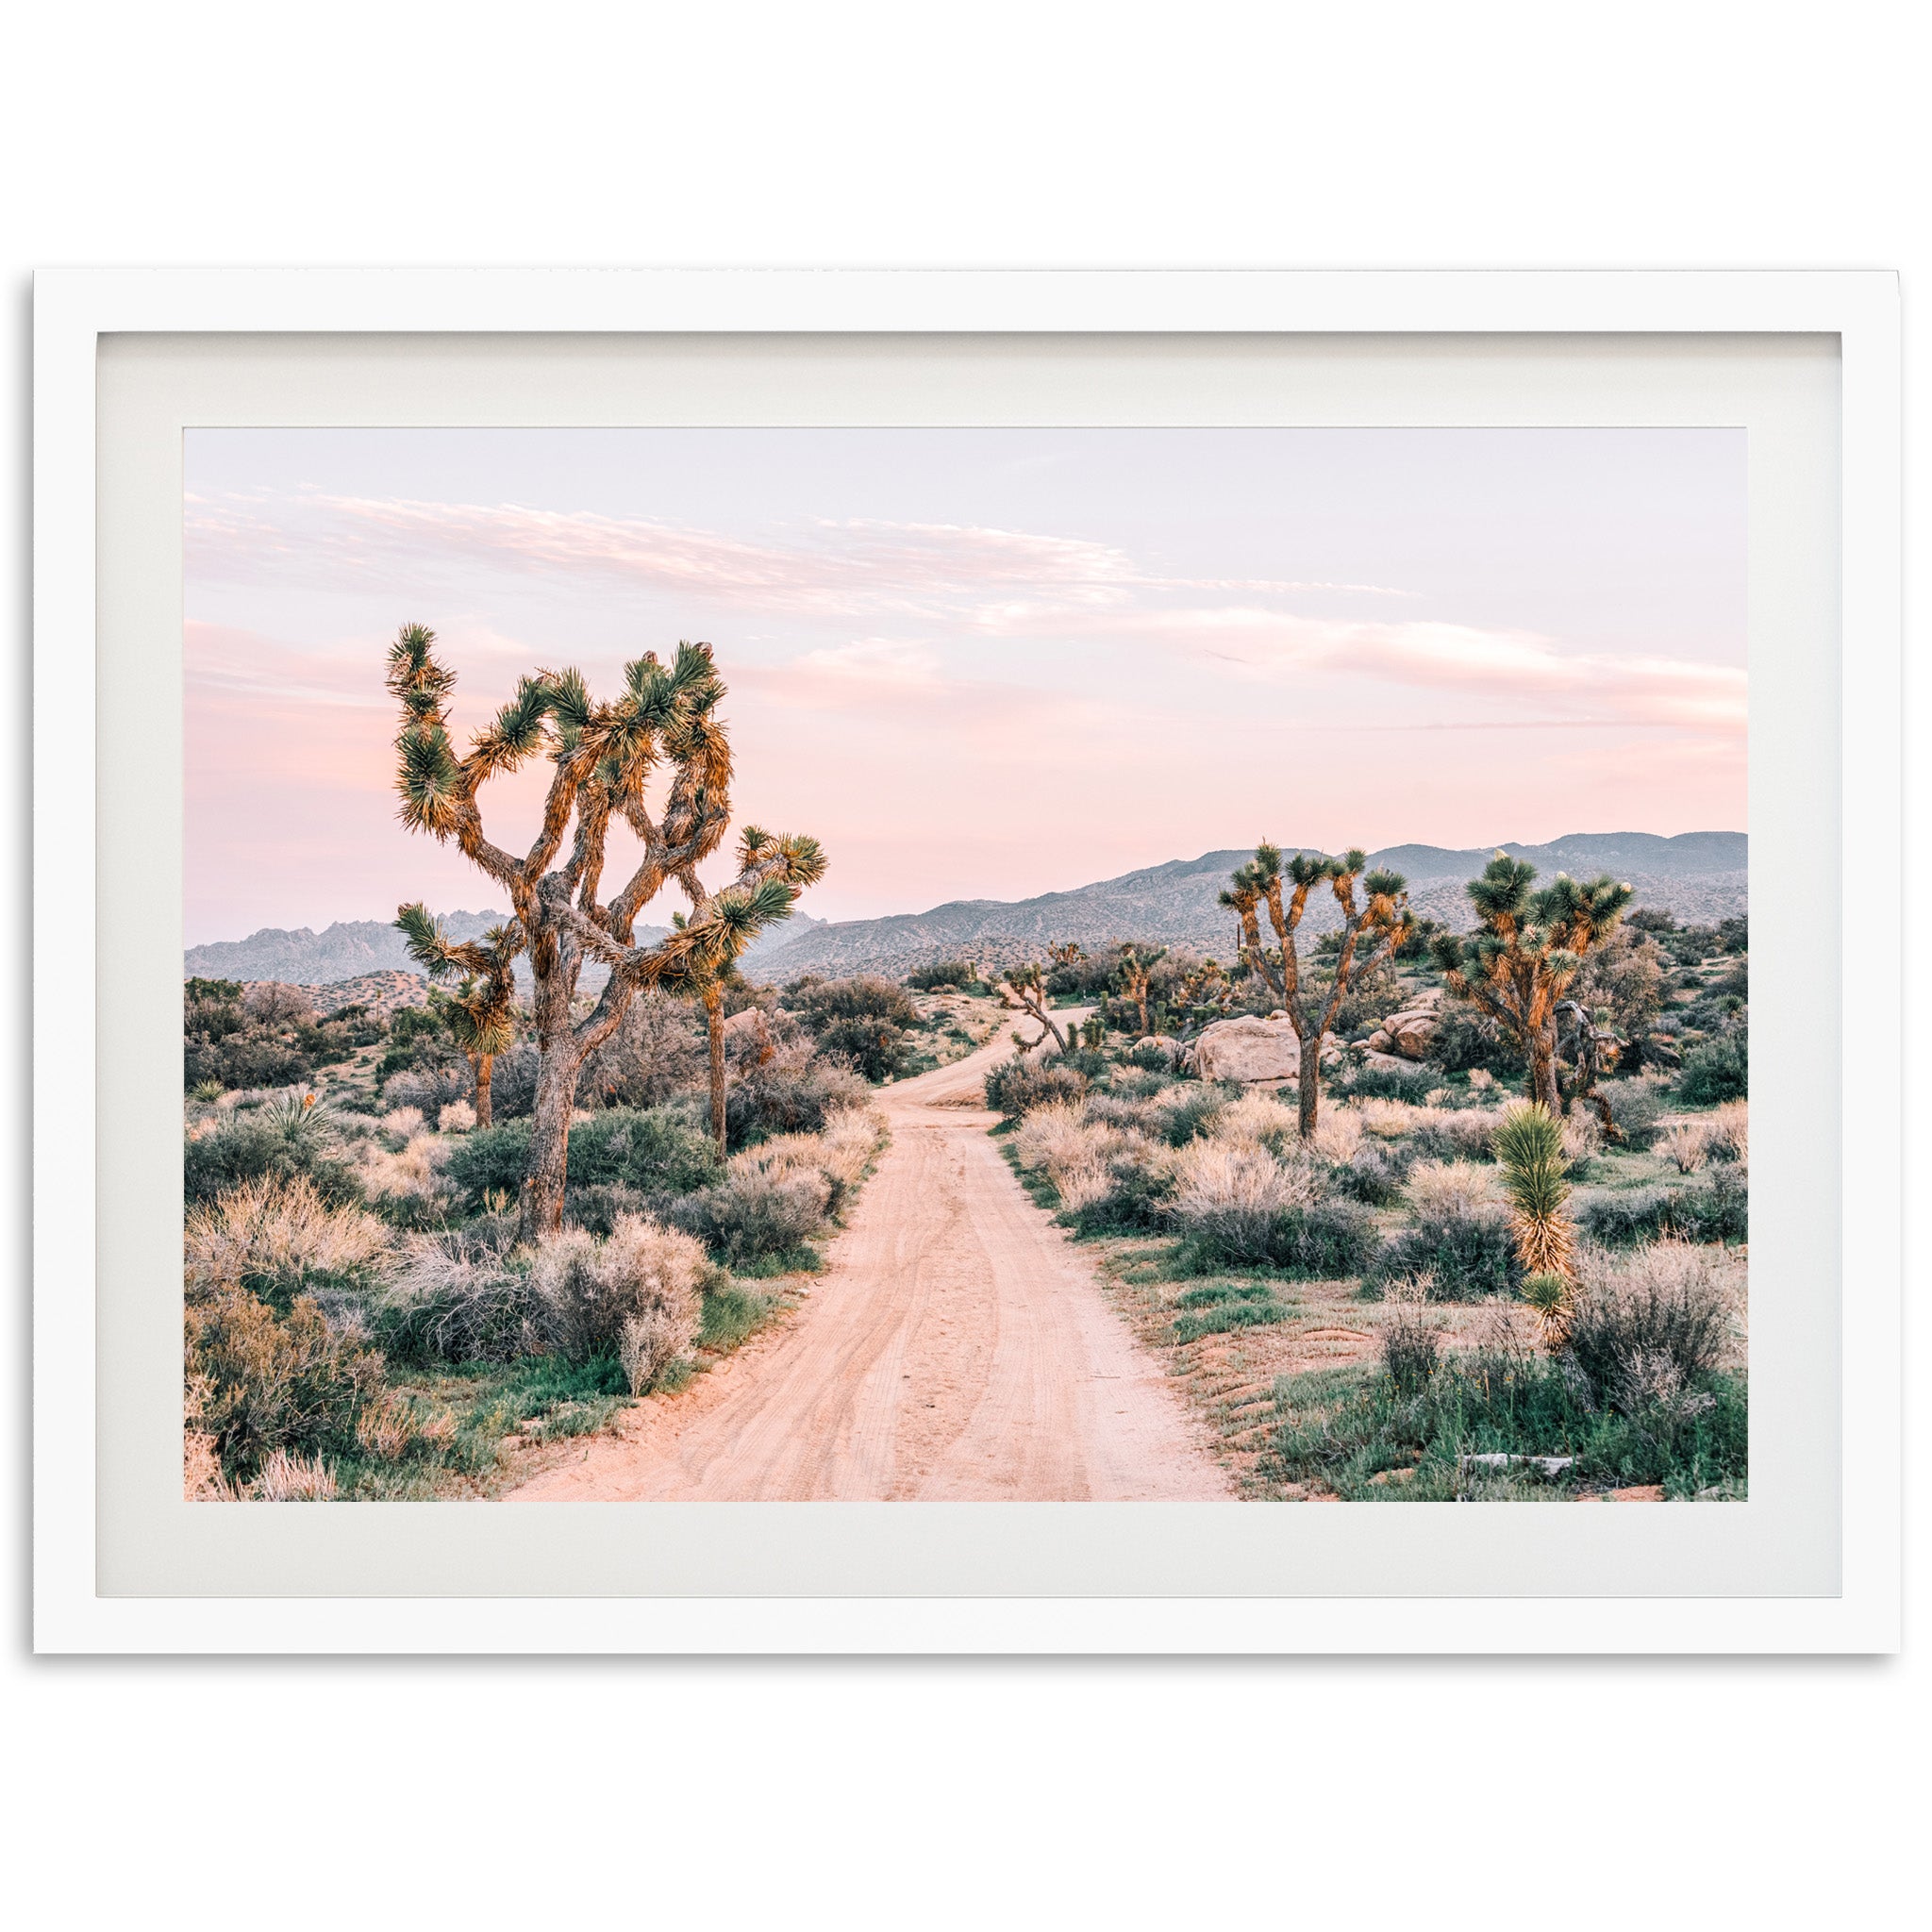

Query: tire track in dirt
left=507, top=1024, right=1229, bottom=1501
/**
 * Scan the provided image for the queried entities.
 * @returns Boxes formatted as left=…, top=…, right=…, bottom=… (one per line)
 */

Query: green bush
left=187, top=1282, right=382, bottom=1481
left=1678, top=1029, right=1748, bottom=1104
left=1339, top=1061, right=1438, bottom=1104
left=817, top=1014, right=911, bottom=1081
left=906, top=959, right=975, bottom=991
left=725, top=1060, right=871, bottom=1147
left=184, top=1108, right=362, bottom=1208
left=983, top=1056, right=1088, bottom=1120
left=1578, top=1171, right=1747, bottom=1246
left=1177, top=1200, right=1376, bottom=1278
left=671, top=1169, right=831, bottom=1268
left=446, top=1107, right=719, bottom=1210
left=1371, top=1208, right=1520, bottom=1300
left=1056, top=1163, right=1173, bottom=1237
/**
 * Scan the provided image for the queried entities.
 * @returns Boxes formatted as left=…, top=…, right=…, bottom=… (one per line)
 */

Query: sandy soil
left=508, top=1025, right=1229, bottom=1502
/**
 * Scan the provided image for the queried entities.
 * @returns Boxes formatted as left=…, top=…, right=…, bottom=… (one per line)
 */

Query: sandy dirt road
left=508, top=1024, right=1229, bottom=1501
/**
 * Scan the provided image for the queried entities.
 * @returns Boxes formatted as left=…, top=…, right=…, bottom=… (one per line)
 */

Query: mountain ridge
left=185, top=834, right=1744, bottom=987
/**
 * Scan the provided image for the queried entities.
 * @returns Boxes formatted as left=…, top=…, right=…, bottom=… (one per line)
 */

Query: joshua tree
left=1112, top=943, right=1167, bottom=1036
left=665, top=893, right=787, bottom=1157
left=1429, top=853, right=1633, bottom=1112
left=387, top=624, right=824, bottom=1240
left=394, top=904, right=522, bottom=1127
left=999, top=961, right=1068, bottom=1053
left=1220, top=843, right=1415, bottom=1139
left=1494, top=1101, right=1576, bottom=1344
left=1173, top=956, right=1233, bottom=1041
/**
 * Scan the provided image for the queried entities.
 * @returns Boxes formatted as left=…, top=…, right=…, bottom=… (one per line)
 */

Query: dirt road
left=508, top=1026, right=1229, bottom=1501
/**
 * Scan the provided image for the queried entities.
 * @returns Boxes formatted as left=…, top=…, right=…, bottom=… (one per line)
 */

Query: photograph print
left=180, top=425, right=1749, bottom=1504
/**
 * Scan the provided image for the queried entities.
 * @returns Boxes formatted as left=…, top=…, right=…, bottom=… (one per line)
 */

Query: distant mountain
left=185, top=911, right=515, bottom=985
left=187, top=837, right=1742, bottom=990
left=739, top=832, right=1748, bottom=982
left=187, top=903, right=826, bottom=989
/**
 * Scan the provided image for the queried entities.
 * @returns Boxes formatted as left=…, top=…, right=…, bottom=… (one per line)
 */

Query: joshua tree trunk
left=1296, top=1032, right=1324, bottom=1138
left=473, top=1051, right=495, bottom=1129
left=1527, top=1023, right=1561, bottom=1113
left=705, top=983, right=727, bottom=1156
left=518, top=1041, right=586, bottom=1242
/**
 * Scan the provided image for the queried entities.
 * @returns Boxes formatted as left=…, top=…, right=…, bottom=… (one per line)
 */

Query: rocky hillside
left=740, top=831, right=1747, bottom=982
left=188, top=903, right=819, bottom=989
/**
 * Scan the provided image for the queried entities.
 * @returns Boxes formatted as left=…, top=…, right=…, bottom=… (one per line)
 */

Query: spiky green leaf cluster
left=1494, top=1103, right=1570, bottom=1222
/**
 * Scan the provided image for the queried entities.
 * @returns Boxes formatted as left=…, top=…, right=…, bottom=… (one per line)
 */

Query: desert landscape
left=181, top=425, right=1747, bottom=1504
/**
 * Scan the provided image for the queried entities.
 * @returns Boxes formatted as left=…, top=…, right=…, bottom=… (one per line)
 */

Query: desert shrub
left=579, top=991, right=706, bottom=1109
left=1058, top=1161, right=1174, bottom=1236
left=1595, top=1076, right=1668, bottom=1150
left=1678, top=1028, right=1748, bottom=1104
left=561, top=1106, right=722, bottom=1194
left=439, top=1099, right=476, bottom=1134
left=1577, top=1169, right=1747, bottom=1247
left=563, top=1182, right=656, bottom=1236
left=816, top=1014, right=911, bottom=1081
left=1309, top=1108, right=1363, bottom=1164
left=1330, top=1139, right=1409, bottom=1205
left=906, top=958, right=975, bottom=991
left=1379, top=1277, right=1441, bottom=1393
left=1407, top=1108, right=1496, bottom=1162
left=727, top=1110, right=884, bottom=1220
left=379, top=1218, right=538, bottom=1363
left=183, top=1096, right=362, bottom=1208
left=186, top=1282, right=382, bottom=1482
left=1576, top=1186, right=1676, bottom=1246
left=1340, top=1061, right=1437, bottom=1104
left=381, top=1062, right=473, bottom=1115
left=1405, top=1158, right=1498, bottom=1218
left=1707, top=1099, right=1748, bottom=1164
left=1677, top=1167, right=1749, bottom=1243
left=358, top=1130, right=458, bottom=1229
left=671, top=1169, right=832, bottom=1270
left=1169, top=1143, right=1374, bottom=1275
left=983, top=1055, right=1088, bottom=1121
left=1428, top=1006, right=1525, bottom=1078
left=697, top=1280, right=776, bottom=1353
left=1124, top=1035, right=1183, bottom=1072
left=486, top=1043, right=541, bottom=1120
left=443, top=1119, right=532, bottom=1207
left=1371, top=1205, right=1520, bottom=1301
left=1663, top=1120, right=1711, bottom=1174
left=528, top=1214, right=708, bottom=1384
left=1566, top=1241, right=1739, bottom=1411
left=789, top=974, right=919, bottom=1029
left=1154, top=1083, right=1228, bottom=1146
left=184, top=1172, right=391, bottom=1312
left=726, top=1056, right=871, bottom=1147
left=1209, top=1091, right=1301, bottom=1154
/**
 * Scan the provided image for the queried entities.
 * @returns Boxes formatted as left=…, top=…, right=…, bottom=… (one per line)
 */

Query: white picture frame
left=34, top=269, right=1901, bottom=1654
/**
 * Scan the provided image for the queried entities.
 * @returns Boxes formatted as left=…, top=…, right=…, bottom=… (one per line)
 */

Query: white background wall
left=2, top=5, right=1920, bottom=1924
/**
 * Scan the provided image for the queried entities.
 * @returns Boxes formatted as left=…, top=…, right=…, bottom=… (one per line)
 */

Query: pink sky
left=184, top=427, right=1746, bottom=943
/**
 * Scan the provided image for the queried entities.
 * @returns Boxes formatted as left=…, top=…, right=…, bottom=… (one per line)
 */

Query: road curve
left=507, top=1021, right=1229, bottom=1501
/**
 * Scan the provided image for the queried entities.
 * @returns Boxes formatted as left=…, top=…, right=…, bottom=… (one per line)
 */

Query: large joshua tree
left=1430, top=853, right=1633, bottom=1112
left=386, top=624, right=825, bottom=1240
left=393, top=904, right=522, bottom=1127
left=1220, top=843, right=1416, bottom=1139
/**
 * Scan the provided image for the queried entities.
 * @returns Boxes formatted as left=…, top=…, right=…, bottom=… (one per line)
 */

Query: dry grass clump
left=1662, top=1120, right=1710, bottom=1173
left=381, top=1105, right=425, bottom=1141
left=1171, top=1140, right=1317, bottom=1219
left=352, top=1391, right=455, bottom=1460
left=1568, top=1238, right=1744, bottom=1403
left=531, top=1214, right=707, bottom=1385
left=248, top=1447, right=339, bottom=1501
left=1378, top=1272, right=1441, bottom=1392
left=1208, top=1091, right=1300, bottom=1152
left=359, top=1131, right=457, bottom=1218
left=1558, top=1110, right=1601, bottom=1166
left=1356, top=1096, right=1425, bottom=1140
left=1708, top=1099, right=1748, bottom=1165
left=1405, top=1158, right=1499, bottom=1218
left=728, top=1107, right=886, bottom=1215
left=1412, top=1108, right=1497, bottom=1161
left=184, top=1172, right=391, bottom=1302
left=439, top=1099, right=477, bottom=1134
left=1310, top=1108, right=1363, bottom=1164
left=384, top=1220, right=536, bottom=1363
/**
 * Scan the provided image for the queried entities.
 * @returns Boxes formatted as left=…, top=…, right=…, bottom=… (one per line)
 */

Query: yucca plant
left=386, top=624, right=825, bottom=1239
left=1431, top=854, right=1633, bottom=1111
left=1494, top=1103, right=1576, bottom=1341
left=394, top=903, right=522, bottom=1128
left=1219, top=843, right=1416, bottom=1140
left=664, top=875, right=798, bottom=1155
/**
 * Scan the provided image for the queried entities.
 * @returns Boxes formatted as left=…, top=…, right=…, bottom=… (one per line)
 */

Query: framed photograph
left=34, top=270, right=1900, bottom=1653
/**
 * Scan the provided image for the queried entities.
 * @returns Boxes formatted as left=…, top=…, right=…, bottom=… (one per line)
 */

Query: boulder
left=1193, top=1016, right=1306, bottom=1085
left=1355, top=1049, right=1414, bottom=1074
left=1381, top=1008, right=1442, bottom=1060
left=1364, top=1028, right=1394, bottom=1053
